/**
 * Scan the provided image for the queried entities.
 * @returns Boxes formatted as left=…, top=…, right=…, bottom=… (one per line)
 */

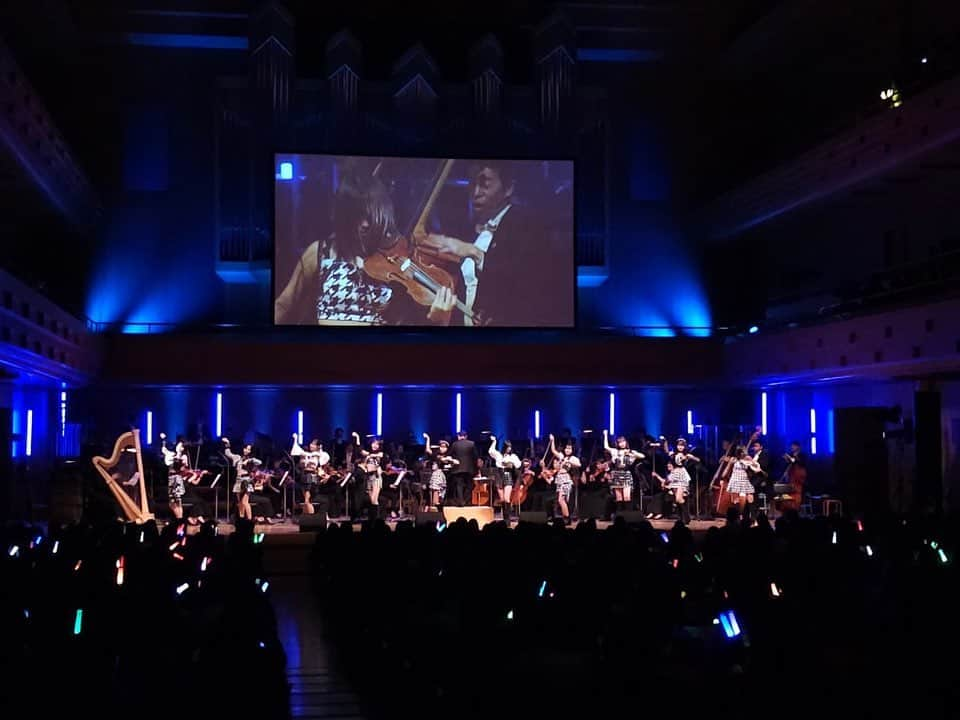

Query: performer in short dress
left=548, top=434, right=580, bottom=525
left=296, top=436, right=329, bottom=515
left=727, top=447, right=759, bottom=522
left=651, top=459, right=692, bottom=524
left=168, top=458, right=187, bottom=520
left=603, top=430, right=645, bottom=514
left=224, top=439, right=258, bottom=521
left=353, top=432, right=385, bottom=514
left=423, top=433, right=458, bottom=510
left=488, top=436, right=521, bottom=523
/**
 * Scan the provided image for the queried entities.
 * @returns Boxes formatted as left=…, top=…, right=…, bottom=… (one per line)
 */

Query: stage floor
left=199, top=516, right=728, bottom=536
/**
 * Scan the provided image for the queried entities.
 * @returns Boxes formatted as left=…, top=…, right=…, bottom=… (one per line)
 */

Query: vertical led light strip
left=26, top=409, right=33, bottom=457
left=215, top=393, right=223, bottom=438
left=827, top=409, right=835, bottom=453
left=376, top=393, right=383, bottom=437
left=761, top=392, right=768, bottom=436
left=455, top=393, right=462, bottom=433
left=146, top=411, right=153, bottom=445
left=60, top=390, right=67, bottom=438
left=297, top=410, right=304, bottom=445
left=810, top=408, right=817, bottom=455
left=534, top=410, right=541, bottom=439
left=609, top=392, right=616, bottom=436
left=687, top=410, right=694, bottom=435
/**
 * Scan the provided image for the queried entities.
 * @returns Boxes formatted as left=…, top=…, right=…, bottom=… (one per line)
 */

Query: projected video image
left=274, top=155, right=575, bottom=327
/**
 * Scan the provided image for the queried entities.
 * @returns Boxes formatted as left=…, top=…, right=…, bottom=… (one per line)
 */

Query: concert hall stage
left=195, top=516, right=728, bottom=536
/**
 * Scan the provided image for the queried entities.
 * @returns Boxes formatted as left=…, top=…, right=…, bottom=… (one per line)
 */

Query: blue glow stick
left=938, top=549, right=949, bottom=564
left=73, top=609, right=83, bottom=635
left=538, top=580, right=547, bottom=598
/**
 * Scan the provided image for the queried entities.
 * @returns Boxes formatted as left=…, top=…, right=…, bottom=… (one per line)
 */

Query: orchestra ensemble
left=153, top=423, right=809, bottom=527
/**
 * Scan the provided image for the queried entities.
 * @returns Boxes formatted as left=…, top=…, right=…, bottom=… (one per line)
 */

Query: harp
left=92, top=429, right=154, bottom=523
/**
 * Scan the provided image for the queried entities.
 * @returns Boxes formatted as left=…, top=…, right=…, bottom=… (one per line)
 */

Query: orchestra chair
left=756, top=493, right=769, bottom=516
left=823, top=498, right=843, bottom=517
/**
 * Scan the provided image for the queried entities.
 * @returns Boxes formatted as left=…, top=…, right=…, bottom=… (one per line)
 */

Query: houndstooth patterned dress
left=317, top=259, right=392, bottom=324
left=727, top=460, right=755, bottom=496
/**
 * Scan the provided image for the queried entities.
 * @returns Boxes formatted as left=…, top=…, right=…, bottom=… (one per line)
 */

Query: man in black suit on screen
left=418, top=161, right=573, bottom=327
left=449, top=430, right=478, bottom=507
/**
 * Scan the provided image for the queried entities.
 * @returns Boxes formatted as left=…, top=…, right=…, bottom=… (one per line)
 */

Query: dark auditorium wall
left=82, top=40, right=711, bottom=335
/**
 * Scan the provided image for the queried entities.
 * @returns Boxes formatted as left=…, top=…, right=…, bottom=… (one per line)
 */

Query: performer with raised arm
left=423, top=433, right=457, bottom=511
left=223, top=438, right=255, bottom=521
left=603, top=430, right=645, bottom=515
left=488, top=436, right=521, bottom=524
left=296, top=436, right=330, bottom=515
left=353, top=432, right=385, bottom=517
left=547, top=433, right=580, bottom=525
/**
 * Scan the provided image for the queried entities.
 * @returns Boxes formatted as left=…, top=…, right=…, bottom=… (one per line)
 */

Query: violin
left=361, top=158, right=487, bottom=325
left=362, top=236, right=482, bottom=323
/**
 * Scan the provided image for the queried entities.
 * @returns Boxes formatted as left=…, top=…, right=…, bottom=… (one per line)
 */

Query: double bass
left=511, top=438, right=537, bottom=507
left=712, top=427, right=761, bottom=515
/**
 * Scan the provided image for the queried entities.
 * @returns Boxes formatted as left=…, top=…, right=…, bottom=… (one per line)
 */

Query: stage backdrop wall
left=69, top=386, right=755, bottom=452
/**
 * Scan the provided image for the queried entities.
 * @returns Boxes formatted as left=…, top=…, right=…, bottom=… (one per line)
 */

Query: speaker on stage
left=615, top=510, right=647, bottom=525
left=298, top=513, right=328, bottom=532
left=518, top=511, right=548, bottom=525
left=416, top=511, right=443, bottom=526
left=915, top=390, right=943, bottom=514
left=835, top=407, right=889, bottom=515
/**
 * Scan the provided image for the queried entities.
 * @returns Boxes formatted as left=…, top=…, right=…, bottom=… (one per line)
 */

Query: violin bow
left=411, top=159, right=456, bottom=238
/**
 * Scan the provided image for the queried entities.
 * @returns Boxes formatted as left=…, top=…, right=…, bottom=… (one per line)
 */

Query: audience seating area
left=310, top=511, right=960, bottom=719
left=0, top=519, right=288, bottom=717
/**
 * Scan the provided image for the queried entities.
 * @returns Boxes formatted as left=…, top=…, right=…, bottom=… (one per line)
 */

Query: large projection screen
left=274, top=154, right=575, bottom=328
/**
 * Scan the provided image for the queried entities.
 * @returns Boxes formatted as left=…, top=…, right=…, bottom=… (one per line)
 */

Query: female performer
left=423, top=433, right=458, bottom=511
left=224, top=439, right=259, bottom=522
left=488, top=436, right=521, bottom=523
left=353, top=432, right=385, bottom=515
left=297, top=437, right=329, bottom=515
left=548, top=434, right=580, bottom=524
left=651, top=459, right=691, bottom=524
left=168, top=458, right=187, bottom=521
left=274, top=161, right=456, bottom=326
left=603, top=430, right=645, bottom=515
left=727, top=446, right=759, bottom=522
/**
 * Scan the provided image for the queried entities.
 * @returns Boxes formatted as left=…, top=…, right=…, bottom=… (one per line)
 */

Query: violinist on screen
left=416, top=161, right=569, bottom=327
left=274, top=161, right=455, bottom=326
